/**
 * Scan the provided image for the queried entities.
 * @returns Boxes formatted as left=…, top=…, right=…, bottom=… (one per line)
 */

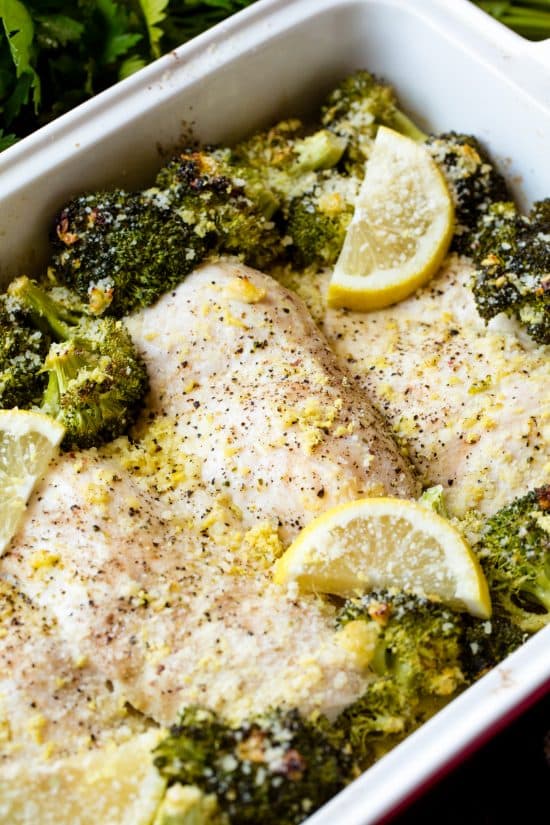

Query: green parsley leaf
left=139, top=0, right=169, bottom=58
left=35, top=14, right=85, bottom=49
left=0, top=126, right=17, bottom=149
left=97, top=0, right=142, bottom=65
left=0, top=0, right=40, bottom=111
left=119, top=53, right=147, bottom=80
left=0, top=0, right=258, bottom=149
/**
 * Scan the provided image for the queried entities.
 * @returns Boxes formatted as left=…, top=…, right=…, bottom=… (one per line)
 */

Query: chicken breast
left=0, top=576, right=150, bottom=763
left=1, top=261, right=417, bottom=761
left=296, top=255, right=549, bottom=517
left=125, top=261, right=418, bottom=540
left=2, top=448, right=368, bottom=739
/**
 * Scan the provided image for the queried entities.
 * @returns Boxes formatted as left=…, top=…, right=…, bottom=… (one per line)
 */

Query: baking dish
left=0, top=1, right=549, bottom=823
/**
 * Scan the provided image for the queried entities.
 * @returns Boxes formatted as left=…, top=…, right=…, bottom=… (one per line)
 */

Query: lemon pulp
left=0, top=410, right=65, bottom=556
left=274, top=497, right=491, bottom=619
left=328, top=126, right=454, bottom=311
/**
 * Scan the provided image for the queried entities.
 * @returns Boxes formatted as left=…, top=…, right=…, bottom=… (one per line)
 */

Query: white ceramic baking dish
left=0, top=1, right=549, bottom=823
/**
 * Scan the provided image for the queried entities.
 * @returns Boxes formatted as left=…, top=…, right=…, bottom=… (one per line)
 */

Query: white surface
left=0, top=1, right=549, bottom=823
left=1, top=0, right=549, bottom=280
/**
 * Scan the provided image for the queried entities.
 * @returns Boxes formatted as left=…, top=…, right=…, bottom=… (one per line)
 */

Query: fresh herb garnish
left=471, top=1, right=550, bottom=40
left=0, top=1, right=257, bottom=148
left=1, top=2, right=548, bottom=153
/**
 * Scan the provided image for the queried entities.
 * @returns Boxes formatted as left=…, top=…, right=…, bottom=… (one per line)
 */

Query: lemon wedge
left=327, top=126, right=454, bottom=310
left=0, top=410, right=65, bottom=556
left=274, top=497, right=491, bottom=619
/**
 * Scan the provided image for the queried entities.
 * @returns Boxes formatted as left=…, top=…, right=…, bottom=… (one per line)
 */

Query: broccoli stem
left=293, top=130, right=347, bottom=172
left=386, top=110, right=427, bottom=143
left=41, top=344, right=88, bottom=416
left=8, top=276, right=79, bottom=341
left=525, top=572, right=550, bottom=614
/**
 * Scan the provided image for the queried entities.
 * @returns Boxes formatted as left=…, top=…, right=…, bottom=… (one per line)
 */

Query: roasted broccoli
left=321, top=70, right=426, bottom=174
left=335, top=676, right=414, bottom=768
left=319, top=82, right=546, bottom=341
left=426, top=133, right=510, bottom=254
left=154, top=146, right=286, bottom=271
left=337, top=613, right=526, bottom=765
left=284, top=73, right=507, bottom=267
left=338, top=590, right=465, bottom=698
left=471, top=199, right=550, bottom=343
left=229, top=118, right=305, bottom=179
left=333, top=590, right=465, bottom=766
left=460, top=613, right=527, bottom=682
left=0, top=292, right=51, bottom=409
left=51, top=189, right=208, bottom=317
left=475, top=487, right=550, bottom=631
left=230, top=120, right=346, bottom=197
left=153, top=706, right=352, bottom=825
left=8, top=276, right=148, bottom=449
left=229, top=119, right=350, bottom=269
left=47, top=71, right=515, bottom=288
left=156, top=125, right=347, bottom=271
left=286, top=170, right=357, bottom=268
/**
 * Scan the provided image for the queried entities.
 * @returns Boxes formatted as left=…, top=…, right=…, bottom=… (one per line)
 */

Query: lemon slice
left=0, top=410, right=65, bottom=556
left=274, top=497, right=491, bottom=618
left=328, top=126, right=454, bottom=310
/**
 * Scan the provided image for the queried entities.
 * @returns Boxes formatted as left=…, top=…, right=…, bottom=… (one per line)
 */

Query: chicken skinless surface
left=314, top=255, right=549, bottom=517
left=1, top=262, right=417, bottom=762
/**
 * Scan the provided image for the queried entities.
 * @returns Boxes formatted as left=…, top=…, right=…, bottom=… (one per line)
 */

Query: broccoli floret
left=51, top=189, right=208, bottom=317
left=317, top=75, right=510, bottom=267
left=286, top=170, right=357, bottom=268
left=153, top=707, right=352, bottom=825
left=338, top=590, right=465, bottom=698
left=334, top=590, right=464, bottom=767
left=321, top=70, right=426, bottom=174
left=470, top=201, right=523, bottom=317
left=231, top=120, right=349, bottom=269
left=156, top=127, right=347, bottom=271
left=471, top=199, right=550, bottom=343
left=155, top=146, right=287, bottom=271
left=426, top=133, right=510, bottom=254
left=335, top=677, right=413, bottom=768
left=476, top=487, right=550, bottom=631
left=471, top=200, right=517, bottom=261
left=0, top=292, right=51, bottom=409
left=9, top=276, right=148, bottom=449
left=230, top=120, right=346, bottom=196
left=338, top=614, right=527, bottom=765
left=461, top=613, right=527, bottom=682
left=292, top=129, right=348, bottom=174
left=230, top=119, right=305, bottom=176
